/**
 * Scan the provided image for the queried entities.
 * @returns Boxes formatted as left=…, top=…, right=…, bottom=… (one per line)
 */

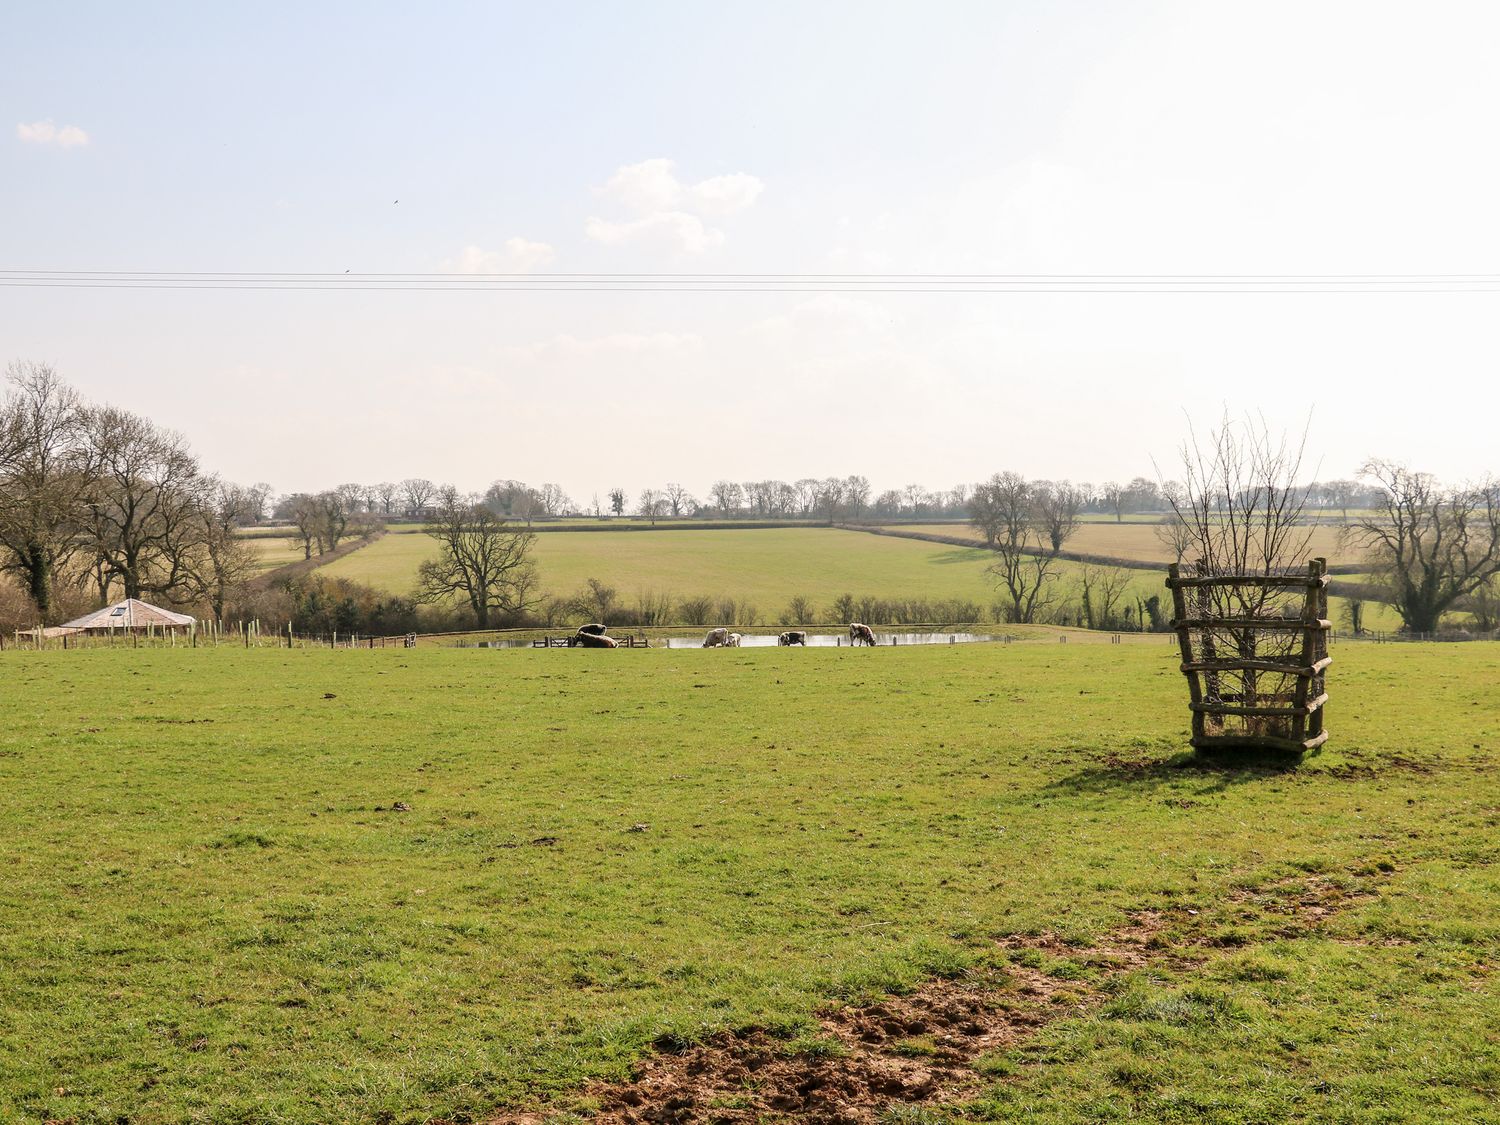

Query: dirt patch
left=487, top=877, right=1379, bottom=1125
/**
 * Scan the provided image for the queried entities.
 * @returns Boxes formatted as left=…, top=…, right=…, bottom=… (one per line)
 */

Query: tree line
left=0, top=363, right=271, bottom=624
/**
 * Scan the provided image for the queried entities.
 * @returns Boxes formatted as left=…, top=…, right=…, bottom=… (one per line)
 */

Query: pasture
left=1, top=643, right=1496, bottom=1124
left=318, top=527, right=1009, bottom=610
left=882, top=522, right=1359, bottom=568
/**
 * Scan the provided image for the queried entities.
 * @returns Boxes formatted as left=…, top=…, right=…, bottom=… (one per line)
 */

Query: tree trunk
left=23, top=541, right=51, bottom=617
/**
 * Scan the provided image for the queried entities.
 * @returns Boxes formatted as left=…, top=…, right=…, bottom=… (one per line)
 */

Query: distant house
left=52, top=598, right=196, bottom=637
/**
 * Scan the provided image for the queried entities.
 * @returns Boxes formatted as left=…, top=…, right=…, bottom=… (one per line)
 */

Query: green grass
left=0, top=643, right=1496, bottom=1123
left=321, top=527, right=1012, bottom=610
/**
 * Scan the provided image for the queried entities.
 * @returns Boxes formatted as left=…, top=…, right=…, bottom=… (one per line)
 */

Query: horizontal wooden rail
left=1191, top=692, right=1328, bottom=718
left=1165, top=573, right=1328, bottom=589
left=1172, top=617, right=1331, bottom=631
left=1179, top=655, right=1333, bottom=677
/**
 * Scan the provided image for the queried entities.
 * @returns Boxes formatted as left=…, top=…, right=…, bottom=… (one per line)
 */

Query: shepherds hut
left=55, top=598, right=196, bottom=637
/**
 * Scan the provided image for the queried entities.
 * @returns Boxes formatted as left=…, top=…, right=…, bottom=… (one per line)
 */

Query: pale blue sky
left=5, top=1, right=1498, bottom=501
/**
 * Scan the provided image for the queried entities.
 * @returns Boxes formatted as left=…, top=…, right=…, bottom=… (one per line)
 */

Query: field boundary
left=248, top=530, right=388, bottom=590
left=840, top=522, right=1367, bottom=577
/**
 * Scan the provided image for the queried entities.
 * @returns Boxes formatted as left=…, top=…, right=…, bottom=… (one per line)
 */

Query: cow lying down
left=574, top=631, right=618, bottom=648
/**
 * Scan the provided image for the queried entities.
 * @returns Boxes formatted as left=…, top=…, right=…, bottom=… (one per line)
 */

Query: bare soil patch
left=486, top=873, right=1379, bottom=1125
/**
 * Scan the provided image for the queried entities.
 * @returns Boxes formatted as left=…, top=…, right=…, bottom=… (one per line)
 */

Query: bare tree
left=1347, top=460, right=1500, bottom=634
left=637, top=489, right=668, bottom=525
left=313, top=490, right=352, bottom=553
left=1077, top=564, right=1133, bottom=630
left=1099, top=481, right=1127, bottom=523
left=1165, top=415, right=1315, bottom=596
left=664, top=482, right=693, bottom=518
left=1034, top=480, right=1084, bottom=553
left=709, top=480, right=742, bottom=517
left=401, top=478, right=436, bottom=517
left=818, top=477, right=847, bottom=522
left=416, top=487, right=540, bottom=628
left=537, top=483, right=571, bottom=517
left=980, top=472, right=1059, bottom=623
left=181, top=479, right=257, bottom=624
left=844, top=475, right=871, bottom=519
left=83, top=405, right=204, bottom=601
left=0, top=363, right=94, bottom=617
left=375, top=481, right=399, bottom=516
left=284, top=493, right=319, bottom=560
left=574, top=576, right=618, bottom=623
left=1154, top=512, right=1195, bottom=564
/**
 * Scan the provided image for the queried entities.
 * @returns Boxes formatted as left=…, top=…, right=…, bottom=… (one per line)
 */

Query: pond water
left=475, top=632, right=1002, bottom=649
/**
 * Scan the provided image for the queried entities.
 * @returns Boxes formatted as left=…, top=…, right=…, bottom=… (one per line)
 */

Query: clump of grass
left=893, top=1035, right=939, bottom=1058
left=782, top=1033, right=847, bottom=1060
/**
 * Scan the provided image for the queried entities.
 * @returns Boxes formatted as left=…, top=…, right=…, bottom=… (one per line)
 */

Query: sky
left=3, top=0, right=1498, bottom=505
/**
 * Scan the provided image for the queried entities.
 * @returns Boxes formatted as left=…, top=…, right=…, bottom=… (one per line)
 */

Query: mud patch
left=488, top=876, right=1381, bottom=1125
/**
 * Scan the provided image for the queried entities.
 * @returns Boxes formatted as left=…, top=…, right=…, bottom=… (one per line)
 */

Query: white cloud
left=17, top=119, right=89, bottom=148
left=685, top=172, right=763, bottom=216
left=588, top=158, right=763, bottom=251
left=584, top=211, right=725, bottom=254
left=598, top=158, right=684, bottom=212
left=444, top=237, right=555, bottom=274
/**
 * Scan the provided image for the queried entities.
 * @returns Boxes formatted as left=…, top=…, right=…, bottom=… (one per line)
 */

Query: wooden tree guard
left=1166, top=557, right=1331, bottom=753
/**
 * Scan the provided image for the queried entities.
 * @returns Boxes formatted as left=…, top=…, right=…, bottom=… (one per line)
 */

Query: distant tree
left=1034, top=481, right=1084, bottom=553
left=817, top=477, right=847, bottom=522
left=637, top=489, right=668, bottom=525
left=375, top=481, right=399, bottom=516
left=313, top=489, right=352, bottom=554
left=0, top=362, right=94, bottom=617
left=608, top=488, right=626, bottom=517
left=83, top=404, right=204, bottom=601
left=1076, top=564, right=1133, bottom=630
left=664, top=482, right=693, bottom=518
left=844, top=475, right=871, bottom=519
left=1154, top=512, right=1195, bottom=564
left=282, top=494, right=316, bottom=559
left=416, top=487, right=540, bottom=629
left=793, top=478, right=819, bottom=516
left=709, top=480, right=743, bottom=517
left=980, top=472, right=1060, bottom=623
left=968, top=476, right=1007, bottom=546
left=1100, top=481, right=1127, bottom=522
left=1347, top=460, right=1500, bottom=634
left=537, top=483, right=571, bottom=517
left=1323, top=479, right=1358, bottom=523
left=401, top=478, right=436, bottom=516
left=181, top=479, right=257, bottom=624
left=574, top=576, right=619, bottom=623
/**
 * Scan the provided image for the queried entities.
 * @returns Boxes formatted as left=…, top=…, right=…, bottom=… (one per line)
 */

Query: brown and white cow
left=778, top=630, right=807, bottom=646
left=574, top=631, right=618, bottom=648
left=849, top=622, right=876, bottom=646
left=702, top=627, right=730, bottom=648
left=576, top=623, right=609, bottom=637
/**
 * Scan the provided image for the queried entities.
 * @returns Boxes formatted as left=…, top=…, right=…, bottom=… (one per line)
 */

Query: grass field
left=244, top=537, right=308, bottom=572
left=313, top=524, right=1409, bottom=632
left=320, top=528, right=1010, bottom=612
left=884, top=522, right=1359, bottom=568
left=1, top=643, right=1496, bottom=1123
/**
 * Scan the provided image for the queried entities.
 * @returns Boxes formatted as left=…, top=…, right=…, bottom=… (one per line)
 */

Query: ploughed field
left=2, top=643, right=1496, bottom=1123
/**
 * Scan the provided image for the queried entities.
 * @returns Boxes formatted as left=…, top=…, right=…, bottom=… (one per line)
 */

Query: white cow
left=726, top=632, right=742, bottom=647
left=702, top=627, right=730, bottom=648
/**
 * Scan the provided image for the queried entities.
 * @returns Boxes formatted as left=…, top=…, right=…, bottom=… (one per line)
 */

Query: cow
left=726, top=632, right=742, bottom=647
left=576, top=623, right=608, bottom=637
left=778, top=630, right=807, bottom=646
left=702, top=627, right=730, bottom=648
left=849, top=622, right=876, bottom=646
left=574, top=631, right=618, bottom=648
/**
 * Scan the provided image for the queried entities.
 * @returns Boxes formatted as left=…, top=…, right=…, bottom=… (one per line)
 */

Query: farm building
left=52, top=598, right=196, bottom=637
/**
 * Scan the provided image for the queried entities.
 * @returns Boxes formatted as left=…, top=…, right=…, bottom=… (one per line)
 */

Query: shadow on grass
left=1044, top=748, right=1306, bottom=799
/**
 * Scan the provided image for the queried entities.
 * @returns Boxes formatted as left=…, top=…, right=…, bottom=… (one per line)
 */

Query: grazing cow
left=726, top=632, right=742, bottom=647
left=702, top=627, right=730, bottom=648
left=849, top=622, right=876, bottom=646
left=576, top=623, right=608, bottom=637
left=778, top=630, right=807, bottom=646
left=574, top=632, right=618, bottom=648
